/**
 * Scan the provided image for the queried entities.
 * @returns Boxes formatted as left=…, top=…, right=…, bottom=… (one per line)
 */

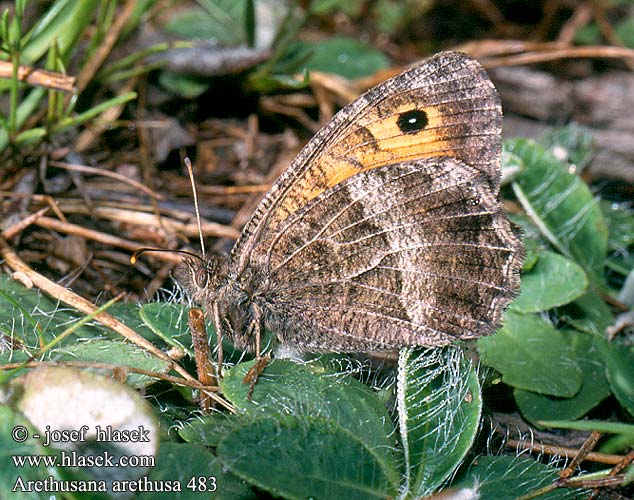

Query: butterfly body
left=176, top=51, right=523, bottom=354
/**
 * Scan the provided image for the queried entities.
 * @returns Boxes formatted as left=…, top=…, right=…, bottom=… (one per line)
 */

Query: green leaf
left=454, top=455, right=588, bottom=500
left=158, top=72, right=210, bottom=99
left=601, top=342, right=634, bottom=418
left=50, top=339, right=171, bottom=387
left=478, top=310, right=582, bottom=397
left=0, top=11, right=9, bottom=43
left=601, top=200, right=634, bottom=252
left=511, top=250, right=588, bottom=313
left=373, top=0, right=408, bottom=34
left=13, top=127, right=47, bottom=144
left=246, top=70, right=309, bottom=93
left=293, top=37, right=389, bottom=79
left=397, top=347, right=482, bottom=497
left=0, top=405, right=51, bottom=499
left=140, top=442, right=254, bottom=500
left=373, top=0, right=434, bottom=34
left=508, top=138, right=608, bottom=281
left=220, top=358, right=399, bottom=486
left=0, top=273, right=110, bottom=346
left=138, top=302, right=193, bottom=357
left=514, top=331, right=611, bottom=425
left=607, top=254, right=634, bottom=277
left=9, top=17, right=21, bottom=50
left=557, top=290, right=614, bottom=336
left=218, top=415, right=397, bottom=500
left=164, top=2, right=246, bottom=45
left=539, top=126, right=594, bottom=172
left=106, top=302, right=164, bottom=344
left=517, top=234, right=540, bottom=272
left=178, top=414, right=239, bottom=448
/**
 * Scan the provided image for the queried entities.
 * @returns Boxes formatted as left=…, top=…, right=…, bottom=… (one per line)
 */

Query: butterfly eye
left=194, top=268, right=209, bottom=288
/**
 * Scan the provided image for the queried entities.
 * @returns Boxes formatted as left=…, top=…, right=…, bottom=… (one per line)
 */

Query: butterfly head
left=174, top=253, right=230, bottom=304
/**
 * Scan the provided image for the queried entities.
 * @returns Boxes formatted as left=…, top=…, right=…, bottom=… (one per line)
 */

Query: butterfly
left=174, top=51, right=523, bottom=358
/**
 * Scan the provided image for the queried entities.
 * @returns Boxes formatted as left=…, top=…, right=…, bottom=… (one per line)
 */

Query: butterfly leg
left=212, top=301, right=224, bottom=379
left=243, top=304, right=270, bottom=399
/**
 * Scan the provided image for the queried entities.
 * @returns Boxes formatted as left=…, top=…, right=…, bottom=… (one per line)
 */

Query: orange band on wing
left=275, top=103, right=451, bottom=218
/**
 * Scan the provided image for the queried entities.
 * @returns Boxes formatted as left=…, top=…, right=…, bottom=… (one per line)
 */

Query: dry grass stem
left=0, top=60, right=75, bottom=92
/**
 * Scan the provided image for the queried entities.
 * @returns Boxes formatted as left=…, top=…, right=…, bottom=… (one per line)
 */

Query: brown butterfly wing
left=247, top=158, right=522, bottom=351
left=231, top=51, right=502, bottom=271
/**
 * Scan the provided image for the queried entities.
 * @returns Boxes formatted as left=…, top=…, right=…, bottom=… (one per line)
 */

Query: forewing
left=232, top=51, right=502, bottom=268
left=250, top=158, right=522, bottom=351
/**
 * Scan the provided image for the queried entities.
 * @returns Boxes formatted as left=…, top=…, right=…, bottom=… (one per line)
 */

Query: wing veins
left=348, top=280, right=492, bottom=327
left=328, top=209, right=498, bottom=246
left=268, top=165, right=438, bottom=273
left=375, top=265, right=508, bottom=291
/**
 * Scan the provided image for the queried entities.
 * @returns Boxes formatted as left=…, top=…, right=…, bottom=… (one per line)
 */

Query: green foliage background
left=2, top=1, right=634, bottom=499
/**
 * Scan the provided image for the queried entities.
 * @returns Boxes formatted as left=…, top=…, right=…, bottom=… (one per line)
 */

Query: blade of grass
left=21, top=0, right=100, bottom=63
left=53, top=91, right=137, bottom=132
left=539, top=419, right=634, bottom=435
left=0, top=87, right=45, bottom=153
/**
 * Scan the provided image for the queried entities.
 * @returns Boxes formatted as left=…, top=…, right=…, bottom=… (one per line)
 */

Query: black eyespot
left=396, top=109, right=428, bottom=134
left=194, top=268, right=209, bottom=288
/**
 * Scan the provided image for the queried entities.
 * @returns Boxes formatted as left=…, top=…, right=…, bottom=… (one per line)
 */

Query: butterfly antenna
left=131, top=247, right=204, bottom=264
left=184, top=157, right=206, bottom=257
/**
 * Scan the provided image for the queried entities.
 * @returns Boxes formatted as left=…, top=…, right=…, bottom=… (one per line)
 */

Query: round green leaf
left=220, top=359, right=399, bottom=486
left=164, top=4, right=246, bottom=45
left=520, top=236, right=540, bottom=272
left=539, top=126, right=594, bottom=171
left=0, top=273, right=110, bottom=345
left=515, top=331, right=611, bottom=424
left=50, top=339, right=171, bottom=387
left=218, top=415, right=397, bottom=500
left=478, top=311, right=582, bottom=397
left=454, top=455, right=588, bottom=500
left=558, top=291, right=614, bottom=336
left=602, top=200, right=634, bottom=251
left=178, top=414, right=238, bottom=448
left=139, top=303, right=193, bottom=357
left=602, top=343, right=634, bottom=418
left=0, top=405, right=51, bottom=499
left=159, top=72, right=210, bottom=99
left=511, top=250, right=588, bottom=313
left=508, top=138, right=608, bottom=282
left=140, top=442, right=254, bottom=500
